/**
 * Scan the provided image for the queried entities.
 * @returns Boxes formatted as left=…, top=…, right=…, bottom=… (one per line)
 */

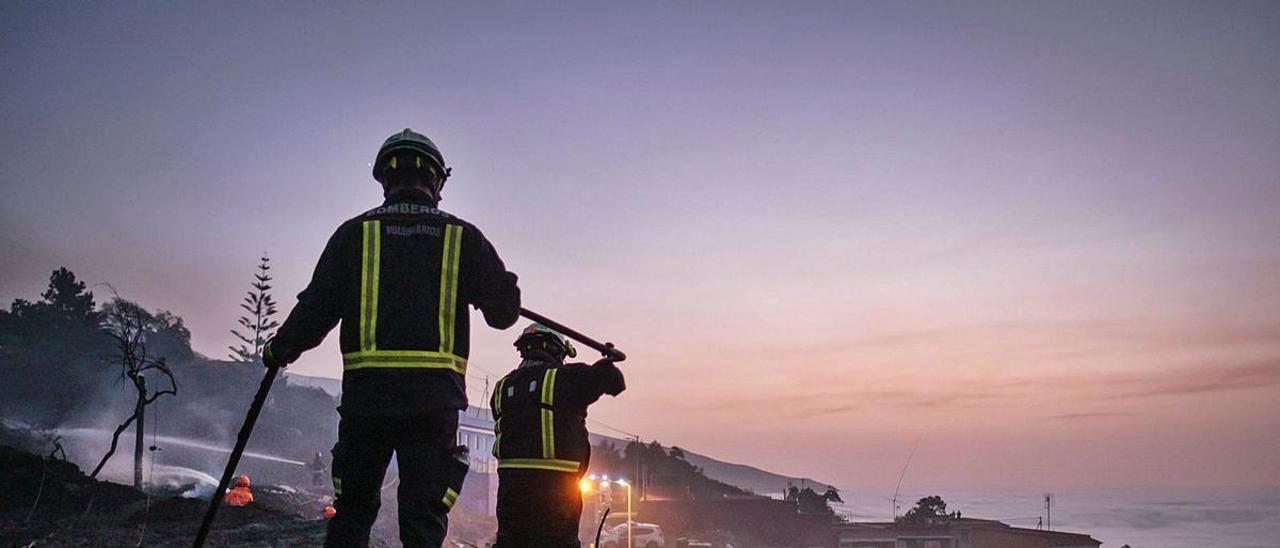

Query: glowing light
left=579, top=479, right=592, bottom=493
left=599, top=480, right=610, bottom=490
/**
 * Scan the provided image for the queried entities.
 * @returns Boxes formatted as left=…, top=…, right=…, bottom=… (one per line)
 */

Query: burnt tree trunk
left=133, top=375, right=146, bottom=489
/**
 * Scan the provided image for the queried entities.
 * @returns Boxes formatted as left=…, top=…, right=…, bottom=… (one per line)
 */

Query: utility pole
left=632, top=435, right=642, bottom=501
left=1044, top=493, right=1053, bottom=531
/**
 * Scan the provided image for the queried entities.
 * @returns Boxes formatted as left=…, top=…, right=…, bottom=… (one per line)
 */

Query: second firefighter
left=490, top=324, right=626, bottom=547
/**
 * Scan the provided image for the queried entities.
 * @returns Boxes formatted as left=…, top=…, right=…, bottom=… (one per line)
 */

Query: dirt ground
left=1, top=444, right=499, bottom=547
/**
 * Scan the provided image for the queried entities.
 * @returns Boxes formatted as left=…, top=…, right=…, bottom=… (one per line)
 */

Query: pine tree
left=228, top=255, right=280, bottom=363
left=42, top=267, right=98, bottom=322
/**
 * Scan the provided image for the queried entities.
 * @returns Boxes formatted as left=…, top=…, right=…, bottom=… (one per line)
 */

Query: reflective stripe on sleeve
left=493, top=378, right=506, bottom=416
left=492, top=378, right=506, bottom=458
left=441, top=487, right=459, bottom=509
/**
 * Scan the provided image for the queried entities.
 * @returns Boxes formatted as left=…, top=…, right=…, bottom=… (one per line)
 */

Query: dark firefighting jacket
left=270, top=189, right=520, bottom=414
left=490, top=359, right=625, bottom=474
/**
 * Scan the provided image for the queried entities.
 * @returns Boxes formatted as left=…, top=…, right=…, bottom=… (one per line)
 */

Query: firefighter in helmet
left=264, top=128, right=521, bottom=547
left=491, top=324, right=626, bottom=547
left=224, top=474, right=254, bottom=507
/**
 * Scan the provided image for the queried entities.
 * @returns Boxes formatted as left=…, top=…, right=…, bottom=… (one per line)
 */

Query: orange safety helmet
left=324, top=505, right=337, bottom=519
left=234, top=474, right=251, bottom=488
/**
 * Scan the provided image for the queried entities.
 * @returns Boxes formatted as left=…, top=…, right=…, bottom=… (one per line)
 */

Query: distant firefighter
left=310, top=451, right=328, bottom=487
left=224, top=474, right=255, bottom=507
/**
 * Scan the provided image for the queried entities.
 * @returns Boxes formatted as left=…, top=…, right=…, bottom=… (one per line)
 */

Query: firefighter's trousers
left=325, top=409, right=463, bottom=548
left=494, top=469, right=584, bottom=548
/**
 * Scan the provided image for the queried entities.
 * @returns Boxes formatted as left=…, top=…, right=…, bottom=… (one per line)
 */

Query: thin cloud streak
left=1101, top=359, right=1280, bottom=400
left=1048, top=412, right=1137, bottom=420
left=767, top=319, right=1280, bottom=360
left=700, top=356, right=1280, bottom=420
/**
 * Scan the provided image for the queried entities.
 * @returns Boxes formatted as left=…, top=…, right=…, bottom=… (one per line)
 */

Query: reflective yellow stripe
left=540, top=410, right=553, bottom=458
left=342, top=350, right=466, bottom=374
left=492, top=378, right=506, bottom=458
left=540, top=368, right=558, bottom=459
left=332, top=476, right=343, bottom=496
left=493, top=378, right=506, bottom=416
left=371, top=222, right=381, bottom=348
left=541, top=368, right=557, bottom=404
left=492, top=422, right=502, bottom=458
left=359, top=220, right=382, bottom=352
left=438, top=224, right=463, bottom=354
left=497, top=458, right=581, bottom=473
left=441, top=487, right=458, bottom=509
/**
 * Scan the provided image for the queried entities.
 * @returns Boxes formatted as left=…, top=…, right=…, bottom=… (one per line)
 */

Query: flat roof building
left=834, top=518, right=1100, bottom=548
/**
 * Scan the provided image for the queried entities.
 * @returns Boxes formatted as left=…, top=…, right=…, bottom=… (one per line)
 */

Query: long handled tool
left=520, top=307, right=626, bottom=360
left=192, top=365, right=281, bottom=548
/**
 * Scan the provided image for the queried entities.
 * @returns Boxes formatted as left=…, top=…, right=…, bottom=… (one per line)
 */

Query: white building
left=456, top=406, right=498, bottom=515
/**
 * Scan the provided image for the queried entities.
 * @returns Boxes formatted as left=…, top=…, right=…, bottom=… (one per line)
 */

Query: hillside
left=283, top=371, right=342, bottom=397
left=681, top=448, right=835, bottom=496
left=587, top=432, right=835, bottom=496
left=586, top=436, right=837, bottom=497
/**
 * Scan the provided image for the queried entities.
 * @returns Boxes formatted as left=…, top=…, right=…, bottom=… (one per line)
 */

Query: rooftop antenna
left=891, top=438, right=920, bottom=520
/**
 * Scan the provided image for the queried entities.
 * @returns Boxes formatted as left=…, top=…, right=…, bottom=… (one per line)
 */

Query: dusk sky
left=2, top=2, right=1278, bottom=489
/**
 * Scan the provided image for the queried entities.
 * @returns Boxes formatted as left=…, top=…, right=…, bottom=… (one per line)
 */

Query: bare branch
left=143, top=387, right=176, bottom=406
left=89, top=412, right=138, bottom=478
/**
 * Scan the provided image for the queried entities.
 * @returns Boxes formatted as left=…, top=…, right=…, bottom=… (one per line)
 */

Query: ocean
left=827, top=486, right=1280, bottom=547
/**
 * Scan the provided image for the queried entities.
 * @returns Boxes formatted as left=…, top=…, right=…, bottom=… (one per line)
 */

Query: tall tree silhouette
left=0, top=268, right=111, bottom=425
left=0, top=267, right=103, bottom=350
left=42, top=267, right=99, bottom=322
left=228, top=254, right=279, bottom=363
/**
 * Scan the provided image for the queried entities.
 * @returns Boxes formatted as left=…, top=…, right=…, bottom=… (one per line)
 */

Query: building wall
left=965, top=529, right=1052, bottom=548
left=836, top=534, right=959, bottom=548
left=457, top=407, right=497, bottom=515
left=637, top=498, right=833, bottom=545
left=967, top=527, right=1099, bottom=548
left=834, top=523, right=1098, bottom=548
left=836, top=541, right=895, bottom=548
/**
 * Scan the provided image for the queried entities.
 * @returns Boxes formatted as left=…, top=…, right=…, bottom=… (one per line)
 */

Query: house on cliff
left=833, top=518, right=1100, bottom=548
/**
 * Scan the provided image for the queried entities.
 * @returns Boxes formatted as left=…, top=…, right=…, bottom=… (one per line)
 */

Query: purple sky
left=2, top=2, right=1278, bottom=488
